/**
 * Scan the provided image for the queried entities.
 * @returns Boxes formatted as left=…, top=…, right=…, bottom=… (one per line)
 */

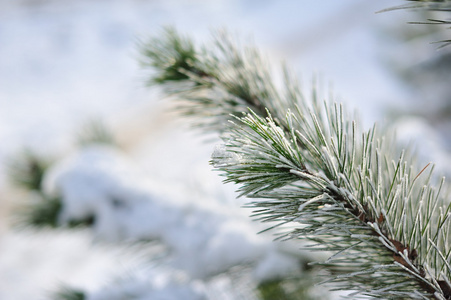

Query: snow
left=1, top=0, right=449, bottom=299
left=44, top=145, right=303, bottom=283
left=211, top=144, right=243, bottom=168
left=88, top=276, right=206, bottom=300
left=0, top=229, right=140, bottom=300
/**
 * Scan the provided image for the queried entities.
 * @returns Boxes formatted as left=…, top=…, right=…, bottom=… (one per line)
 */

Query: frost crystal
left=211, top=144, right=242, bottom=168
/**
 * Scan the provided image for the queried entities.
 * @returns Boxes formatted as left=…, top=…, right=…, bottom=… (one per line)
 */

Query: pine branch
left=139, top=28, right=300, bottom=133
left=380, top=1, right=451, bottom=14
left=140, top=28, right=451, bottom=299
left=381, top=0, right=451, bottom=48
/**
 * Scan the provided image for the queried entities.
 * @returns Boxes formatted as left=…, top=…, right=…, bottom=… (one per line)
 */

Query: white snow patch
left=88, top=278, right=206, bottom=300
left=0, top=229, right=137, bottom=300
left=253, top=250, right=301, bottom=282
left=211, top=144, right=243, bottom=167
left=44, top=145, right=305, bottom=282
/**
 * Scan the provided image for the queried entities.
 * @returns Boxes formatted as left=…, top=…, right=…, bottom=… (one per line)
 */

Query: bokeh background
left=1, top=0, right=451, bottom=299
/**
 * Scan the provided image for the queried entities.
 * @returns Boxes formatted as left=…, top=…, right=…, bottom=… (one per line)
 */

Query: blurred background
left=1, top=0, right=451, bottom=299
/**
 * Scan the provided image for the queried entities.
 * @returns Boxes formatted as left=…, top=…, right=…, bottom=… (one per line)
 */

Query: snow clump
left=43, top=145, right=303, bottom=282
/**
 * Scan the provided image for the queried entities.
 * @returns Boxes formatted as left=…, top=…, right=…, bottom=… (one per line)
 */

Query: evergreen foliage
left=20, top=195, right=63, bottom=228
left=140, top=28, right=451, bottom=299
left=257, top=267, right=325, bottom=300
left=50, top=286, right=85, bottom=300
left=8, top=149, right=93, bottom=228
left=7, top=119, right=114, bottom=228
left=382, top=0, right=451, bottom=47
left=77, top=119, right=115, bottom=147
left=14, top=190, right=94, bottom=228
left=7, top=149, right=50, bottom=191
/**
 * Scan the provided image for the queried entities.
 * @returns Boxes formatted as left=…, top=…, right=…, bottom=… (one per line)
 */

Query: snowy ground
left=0, top=0, right=445, bottom=299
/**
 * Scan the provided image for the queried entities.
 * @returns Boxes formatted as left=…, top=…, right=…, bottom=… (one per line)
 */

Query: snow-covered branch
left=141, top=28, right=451, bottom=299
